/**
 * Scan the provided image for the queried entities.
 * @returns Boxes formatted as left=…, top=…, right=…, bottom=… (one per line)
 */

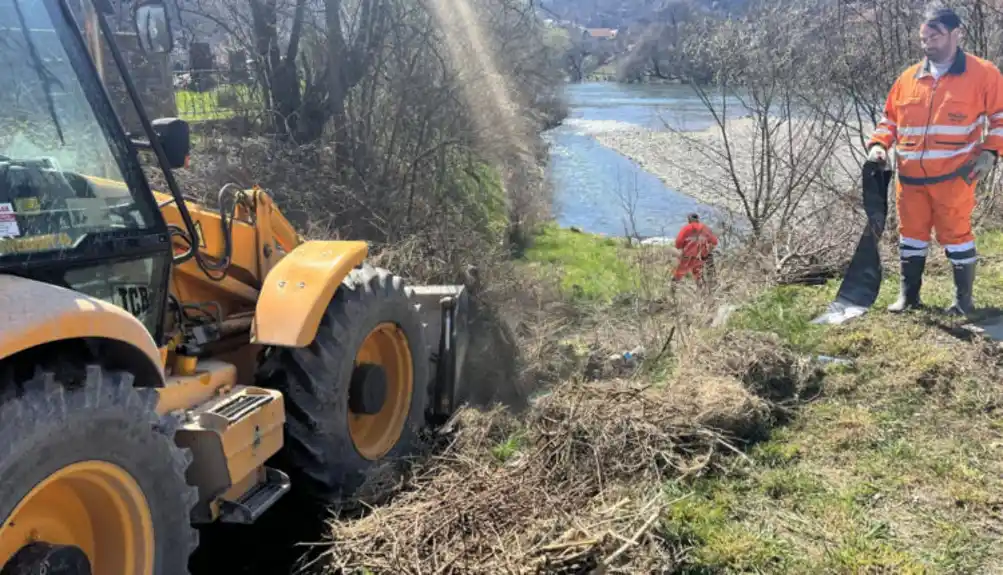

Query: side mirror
left=134, top=1, right=174, bottom=54
left=152, top=118, right=190, bottom=169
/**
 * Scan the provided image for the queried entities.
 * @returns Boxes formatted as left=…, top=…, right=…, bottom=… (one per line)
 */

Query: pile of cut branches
left=316, top=331, right=818, bottom=574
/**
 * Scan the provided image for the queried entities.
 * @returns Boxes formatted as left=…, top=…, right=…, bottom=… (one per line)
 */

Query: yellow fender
left=0, top=275, right=164, bottom=380
left=252, top=240, right=369, bottom=347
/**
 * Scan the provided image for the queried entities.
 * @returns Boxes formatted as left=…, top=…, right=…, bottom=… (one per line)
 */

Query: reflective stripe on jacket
left=675, top=222, right=718, bottom=259
left=868, top=48, right=1003, bottom=185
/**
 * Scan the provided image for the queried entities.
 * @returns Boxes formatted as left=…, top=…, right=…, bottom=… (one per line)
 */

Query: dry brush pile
left=316, top=330, right=821, bottom=574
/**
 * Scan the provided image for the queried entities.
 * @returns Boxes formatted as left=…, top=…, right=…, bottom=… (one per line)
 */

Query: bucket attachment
left=409, top=285, right=470, bottom=423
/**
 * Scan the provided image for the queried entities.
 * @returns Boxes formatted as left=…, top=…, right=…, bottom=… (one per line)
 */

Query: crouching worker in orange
left=673, top=213, right=718, bottom=287
left=867, top=3, right=1003, bottom=316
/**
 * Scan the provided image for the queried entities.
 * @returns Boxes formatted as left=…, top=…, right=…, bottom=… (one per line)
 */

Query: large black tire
left=0, top=366, right=198, bottom=574
left=257, top=264, right=431, bottom=502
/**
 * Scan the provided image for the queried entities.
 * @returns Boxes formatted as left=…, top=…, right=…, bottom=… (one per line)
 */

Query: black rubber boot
left=946, top=261, right=976, bottom=317
left=887, top=256, right=925, bottom=313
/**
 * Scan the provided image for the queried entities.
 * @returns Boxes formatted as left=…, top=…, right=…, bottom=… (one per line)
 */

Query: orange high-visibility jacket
left=869, top=48, right=1003, bottom=185
left=675, top=222, right=718, bottom=259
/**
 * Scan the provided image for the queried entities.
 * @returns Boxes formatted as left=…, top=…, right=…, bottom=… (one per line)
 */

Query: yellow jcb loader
left=0, top=0, right=470, bottom=572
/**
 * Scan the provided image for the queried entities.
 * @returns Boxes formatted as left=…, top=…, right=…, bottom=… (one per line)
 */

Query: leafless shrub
left=168, top=0, right=567, bottom=277
left=636, top=2, right=861, bottom=281
left=611, top=169, right=644, bottom=244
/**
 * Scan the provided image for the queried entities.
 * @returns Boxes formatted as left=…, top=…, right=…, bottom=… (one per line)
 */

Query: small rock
left=712, top=304, right=737, bottom=327
left=640, top=236, right=674, bottom=246
left=813, top=355, right=854, bottom=367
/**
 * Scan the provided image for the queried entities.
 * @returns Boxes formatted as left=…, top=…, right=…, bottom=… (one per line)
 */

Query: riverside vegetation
left=315, top=225, right=1003, bottom=574
left=312, top=0, right=1003, bottom=572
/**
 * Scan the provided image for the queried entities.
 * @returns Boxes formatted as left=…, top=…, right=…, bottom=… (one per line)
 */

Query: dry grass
left=643, top=230, right=1003, bottom=573
left=314, top=325, right=819, bottom=574
left=303, top=226, right=1003, bottom=574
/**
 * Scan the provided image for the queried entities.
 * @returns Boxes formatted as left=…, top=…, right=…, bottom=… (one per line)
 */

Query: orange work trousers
left=896, top=176, right=976, bottom=247
left=673, top=256, right=706, bottom=281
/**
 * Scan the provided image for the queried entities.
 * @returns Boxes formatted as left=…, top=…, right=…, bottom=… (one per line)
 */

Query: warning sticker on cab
left=14, top=197, right=40, bottom=214
left=0, top=203, right=20, bottom=238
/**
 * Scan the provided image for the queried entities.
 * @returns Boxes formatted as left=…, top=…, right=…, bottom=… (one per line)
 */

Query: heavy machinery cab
left=0, top=0, right=469, bottom=411
left=0, top=0, right=471, bottom=570
left=0, top=0, right=174, bottom=341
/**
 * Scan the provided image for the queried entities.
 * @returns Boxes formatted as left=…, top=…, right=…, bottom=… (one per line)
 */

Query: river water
left=545, top=81, right=723, bottom=239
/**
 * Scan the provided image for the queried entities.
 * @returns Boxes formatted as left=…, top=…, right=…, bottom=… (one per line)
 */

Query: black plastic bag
left=812, top=161, right=892, bottom=325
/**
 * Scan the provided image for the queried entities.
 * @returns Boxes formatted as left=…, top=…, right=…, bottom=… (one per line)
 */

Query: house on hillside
left=584, top=28, right=619, bottom=41
left=582, top=27, right=619, bottom=53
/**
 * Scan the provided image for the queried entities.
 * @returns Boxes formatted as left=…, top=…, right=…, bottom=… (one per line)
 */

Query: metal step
left=218, top=467, right=291, bottom=525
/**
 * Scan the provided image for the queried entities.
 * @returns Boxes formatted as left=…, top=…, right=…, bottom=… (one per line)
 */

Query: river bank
left=371, top=79, right=1003, bottom=572
left=588, top=116, right=866, bottom=218
left=546, top=81, right=876, bottom=245
left=545, top=82, right=728, bottom=238
left=318, top=217, right=1003, bottom=572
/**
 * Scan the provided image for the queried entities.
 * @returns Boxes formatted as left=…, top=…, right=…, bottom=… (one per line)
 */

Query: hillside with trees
left=540, top=0, right=747, bottom=81
left=539, top=0, right=669, bottom=28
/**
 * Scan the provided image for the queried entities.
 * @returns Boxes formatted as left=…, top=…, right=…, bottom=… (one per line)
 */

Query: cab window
left=0, top=0, right=155, bottom=257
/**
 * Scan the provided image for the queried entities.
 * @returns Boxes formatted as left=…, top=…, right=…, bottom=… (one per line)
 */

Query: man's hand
left=867, top=144, right=888, bottom=164
left=965, top=150, right=997, bottom=184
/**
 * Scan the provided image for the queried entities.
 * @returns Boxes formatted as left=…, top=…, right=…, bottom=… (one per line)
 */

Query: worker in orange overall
left=672, top=213, right=718, bottom=287
left=868, top=3, right=1003, bottom=316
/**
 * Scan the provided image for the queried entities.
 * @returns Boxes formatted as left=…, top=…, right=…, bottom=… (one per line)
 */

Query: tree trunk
left=249, top=0, right=307, bottom=139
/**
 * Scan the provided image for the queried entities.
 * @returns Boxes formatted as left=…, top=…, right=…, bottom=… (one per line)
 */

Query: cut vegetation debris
left=311, top=227, right=1003, bottom=574
left=319, top=330, right=818, bottom=574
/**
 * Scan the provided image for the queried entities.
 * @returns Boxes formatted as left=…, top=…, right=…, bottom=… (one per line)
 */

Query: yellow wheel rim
left=0, top=461, right=154, bottom=574
left=349, top=322, right=415, bottom=460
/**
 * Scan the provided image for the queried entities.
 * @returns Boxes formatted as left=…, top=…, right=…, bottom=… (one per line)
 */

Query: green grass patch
left=975, top=228, right=1003, bottom=255
left=522, top=224, right=637, bottom=302
left=728, top=284, right=834, bottom=351
left=175, top=83, right=261, bottom=122
left=491, top=430, right=527, bottom=463
left=661, top=230, right=1003, bottom=572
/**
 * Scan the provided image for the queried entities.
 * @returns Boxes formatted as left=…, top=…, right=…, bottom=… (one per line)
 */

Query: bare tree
left=662, top=1, right=858, bottom=279
left=613, top=168, right=643, bottom=244
left=167, top=0, right=566, bottom=280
